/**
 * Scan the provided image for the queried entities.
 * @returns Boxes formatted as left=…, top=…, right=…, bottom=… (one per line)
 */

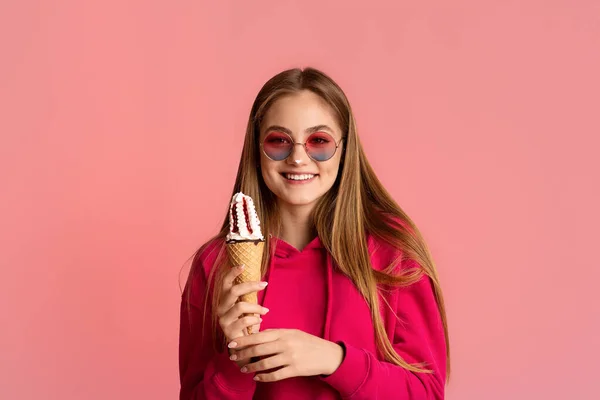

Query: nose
left=286, top=142, right=309, bottom=165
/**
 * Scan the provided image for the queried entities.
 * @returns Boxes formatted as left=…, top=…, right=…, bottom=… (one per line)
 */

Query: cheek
left=258, top=153, right=271, bottom=173
left=259, top=158, right=281, bottom=185
left=321, top=157, right=342, bottom=177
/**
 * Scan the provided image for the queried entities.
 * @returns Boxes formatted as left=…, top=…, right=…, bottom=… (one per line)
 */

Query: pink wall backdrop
left=1, top=1, right=598, bottom=399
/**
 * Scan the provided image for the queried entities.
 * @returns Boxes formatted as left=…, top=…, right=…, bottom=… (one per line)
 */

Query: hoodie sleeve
left=179, top=246, right=256, bottom=399
left=320, top=271, right=447, bottom=399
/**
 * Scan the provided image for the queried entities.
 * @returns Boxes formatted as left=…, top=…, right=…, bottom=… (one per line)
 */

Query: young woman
left=179, top=67, right=449, bottom=399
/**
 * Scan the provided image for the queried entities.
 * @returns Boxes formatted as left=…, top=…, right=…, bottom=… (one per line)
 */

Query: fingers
left=217, top=264, right=268, bottom=315
left=230, top=281, right=268, bottom=299
left=254, top=366, right=295, bottom=382
left=222, top=315, right=263, bottom=340
left=228, top=329, right=281, bottom=349
left=218, top=281, right=268, bottom=317
left=219, top=282, right=267, bottom=316
left=217, top=265, right=270, bottom=341
left=230, top=341, right=281, bottom=362
left=223, top=265, right=244, bottom=291
left=241, top=354, right=289, bottom=375
left=217, top=266, right=245, bottom=315
left=220, top=303, right=270, bottom=329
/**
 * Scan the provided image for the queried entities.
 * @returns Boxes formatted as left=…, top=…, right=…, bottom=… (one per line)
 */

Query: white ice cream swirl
left=226, top=192, right=264, bottom=241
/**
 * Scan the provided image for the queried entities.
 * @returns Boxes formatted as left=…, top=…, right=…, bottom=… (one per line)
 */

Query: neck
left=277, top=202, right=316, bottom=251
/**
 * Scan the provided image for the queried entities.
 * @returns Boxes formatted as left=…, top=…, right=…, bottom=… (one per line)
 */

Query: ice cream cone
left=226, top=240, right=265, bottom=334
left=226, top=192, right=265, bottom=335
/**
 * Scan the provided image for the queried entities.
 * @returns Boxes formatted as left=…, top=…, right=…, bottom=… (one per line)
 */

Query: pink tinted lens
left=262, top=132, right=293, bottom=160
left=305, top=132, right=337, bottom=161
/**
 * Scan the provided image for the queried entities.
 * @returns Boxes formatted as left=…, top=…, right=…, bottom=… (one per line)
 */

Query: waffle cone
left=226, top=240, right=265, bottom=334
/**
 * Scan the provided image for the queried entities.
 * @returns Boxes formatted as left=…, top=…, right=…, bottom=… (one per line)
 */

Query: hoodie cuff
left=320, top=341, right=370, bottom=397
left=209, top=349, right=256, bottom=393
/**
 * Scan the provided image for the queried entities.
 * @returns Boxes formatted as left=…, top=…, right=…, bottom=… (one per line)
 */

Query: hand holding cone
left=226, top=193, right=266, bottom=335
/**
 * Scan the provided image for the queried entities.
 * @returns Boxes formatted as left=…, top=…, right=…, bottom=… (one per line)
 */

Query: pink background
left=1, top=1, right=599, bottom=399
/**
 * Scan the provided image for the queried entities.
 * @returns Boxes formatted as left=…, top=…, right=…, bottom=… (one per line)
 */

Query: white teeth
left=285, top=173, right=315, bottom=181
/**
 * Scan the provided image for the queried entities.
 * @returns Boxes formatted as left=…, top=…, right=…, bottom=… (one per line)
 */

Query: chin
left=278, top=193, right=321, bottom=207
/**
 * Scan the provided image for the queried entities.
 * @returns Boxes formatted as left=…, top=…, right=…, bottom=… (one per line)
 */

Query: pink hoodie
left=179, top=234, right=447, bottom=399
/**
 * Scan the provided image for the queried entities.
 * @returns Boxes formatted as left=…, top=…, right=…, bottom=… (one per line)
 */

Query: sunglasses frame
left=260, top=131, right=344, bottom=162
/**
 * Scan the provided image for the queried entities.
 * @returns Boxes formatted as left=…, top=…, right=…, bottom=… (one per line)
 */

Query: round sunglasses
left=260, top=131, right=344, bottom=162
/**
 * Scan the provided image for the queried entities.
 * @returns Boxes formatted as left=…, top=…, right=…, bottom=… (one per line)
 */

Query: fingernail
left=241, top=366, right=248, bottom=373
left=228, top=342, right=238, bottom=348
left=238, top=265, right=245, bottom=270
left=262, top=307, right=270, bottom=314
left=254, top=376, right=261, bottom=381
left=258, top=317, right=263, bottom=322
left=229, top=354, right=237, bottom=361
left=259, top=282, right=268, bottom=288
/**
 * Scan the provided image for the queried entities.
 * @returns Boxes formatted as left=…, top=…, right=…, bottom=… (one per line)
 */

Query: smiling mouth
left=281, top=173, right=317, bottom=181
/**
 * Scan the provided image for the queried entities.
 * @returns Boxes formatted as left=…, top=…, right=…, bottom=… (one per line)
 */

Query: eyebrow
left=264, top=124, right=335, bottom=135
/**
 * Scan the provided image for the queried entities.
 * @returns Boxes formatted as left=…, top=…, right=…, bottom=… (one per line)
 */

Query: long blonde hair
left=185, top=67, right=450, bottom=378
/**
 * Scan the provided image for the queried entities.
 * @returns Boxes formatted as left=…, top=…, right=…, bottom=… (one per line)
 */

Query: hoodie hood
left=271, top=235, right=324, bottom=259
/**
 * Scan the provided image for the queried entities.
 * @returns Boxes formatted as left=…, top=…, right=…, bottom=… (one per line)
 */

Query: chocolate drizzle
left=242, top=197, right=253, bottom=234
left=231, top=206, right=239, bottom=234
left=226, top=239, right=264, bottom=245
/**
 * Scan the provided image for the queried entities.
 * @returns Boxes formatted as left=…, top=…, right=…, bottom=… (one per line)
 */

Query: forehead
left=260, top=91, right=340, bottom=136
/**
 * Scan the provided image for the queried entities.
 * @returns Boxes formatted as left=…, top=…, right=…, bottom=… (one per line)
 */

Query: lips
left=279, top=172, right=318, bottom=182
